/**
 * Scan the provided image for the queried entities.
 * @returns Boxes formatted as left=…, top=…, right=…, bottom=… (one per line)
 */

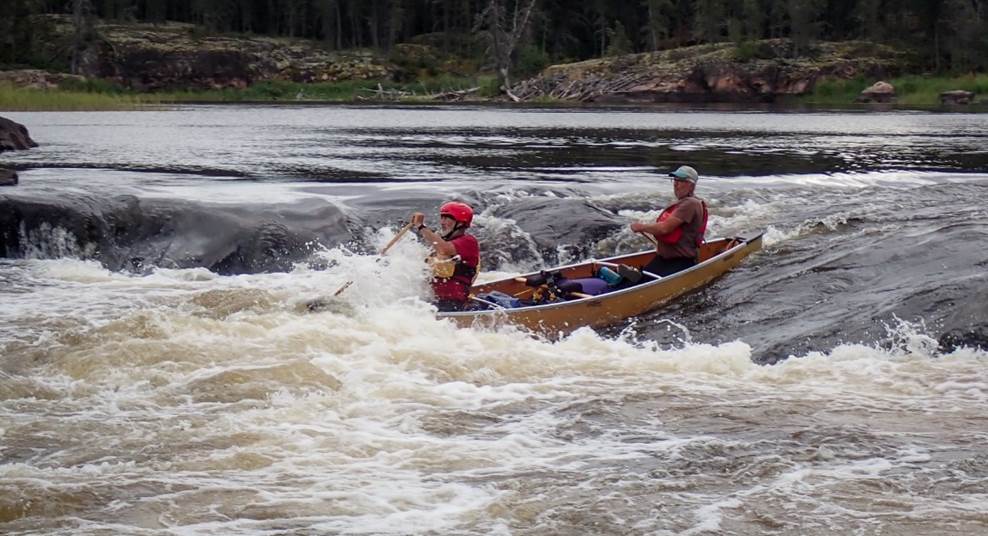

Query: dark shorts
left=434, top=299, right=468, bottom=312
left=643, top=256, right=696, bottom=277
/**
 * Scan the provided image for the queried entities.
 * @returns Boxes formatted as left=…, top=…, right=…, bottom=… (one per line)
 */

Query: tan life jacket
left=428, top=254, right=459, bottom=279
left=427, top=254, right=481, bottom=284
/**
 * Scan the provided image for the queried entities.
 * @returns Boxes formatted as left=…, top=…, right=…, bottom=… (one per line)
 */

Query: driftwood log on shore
left=433, top=87, right=480, bottom=102
left=511, top=72, right=655, bottom=102
left=357, top=85, right=480, bottom=102
left=357, top=83, right=413, bottom=101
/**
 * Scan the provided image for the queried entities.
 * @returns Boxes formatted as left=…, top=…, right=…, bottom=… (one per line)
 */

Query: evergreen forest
left=2, top=0, right=987, bottom=75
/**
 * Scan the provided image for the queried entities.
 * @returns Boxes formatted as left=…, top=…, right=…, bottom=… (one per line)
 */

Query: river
left=1, top=104, right=987, bottom=535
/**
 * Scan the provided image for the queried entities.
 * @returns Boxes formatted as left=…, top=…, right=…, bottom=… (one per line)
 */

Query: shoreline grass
left=0, top=83, right=160, bottom=110
left=0, top=76, right=493, bottom=111
left=162, top=76, right=498, bottom=103
left=1, top=76, right=496, bottom=111
left=801, top=73, right=988, bottom=106
left=2, top=73, right=984, bottom=111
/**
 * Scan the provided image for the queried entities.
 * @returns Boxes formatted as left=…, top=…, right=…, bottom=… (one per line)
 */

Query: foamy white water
left=3, top=106, right=988, bottom=535
left=2, top=237, right=987, bottom=534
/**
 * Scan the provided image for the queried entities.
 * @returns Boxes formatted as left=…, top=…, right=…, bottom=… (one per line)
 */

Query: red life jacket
left=655, top=200, right=708, bottom=246
left=431, top=234, right=479, bottom=302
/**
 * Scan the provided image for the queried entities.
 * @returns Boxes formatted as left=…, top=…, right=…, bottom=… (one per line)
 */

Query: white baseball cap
left=668, top=165, right=699, bottom=184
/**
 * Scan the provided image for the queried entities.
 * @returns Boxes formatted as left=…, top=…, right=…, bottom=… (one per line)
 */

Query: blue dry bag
left=477, top=291, right=521, bottom=308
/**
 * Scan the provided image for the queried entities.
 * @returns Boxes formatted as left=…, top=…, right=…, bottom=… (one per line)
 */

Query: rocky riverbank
left=3, top=16, right=983, bottom=106
left=27, top=16, right=397, bottom=91
left=509, top=40, right=911, bottom=103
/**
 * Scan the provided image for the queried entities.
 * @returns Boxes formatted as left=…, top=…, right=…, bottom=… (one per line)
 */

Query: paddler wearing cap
left=630, top=165, right=709, bottom=277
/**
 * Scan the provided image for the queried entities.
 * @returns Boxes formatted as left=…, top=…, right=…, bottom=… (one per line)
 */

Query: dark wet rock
left=493, top=197, right=622, bottom=265
left=342, top=191, right=624, bottom=269
left=856, top=81, right=896, bottom=103
left=937, top=288, right=988, bottom=352
left=0, top=192, right=353, bottom=274
left=498, top=197, right=619, bottom=247
left=0, top=116, right=38, bottom=152
left=638, top=193, right=988, bottom=362
left=939, top=90, right=975, bottom=105
left=346, top=189, right=470, bottom=233
left=511, top=40, right=907, bottom=103
left=939, top=326, right=988, bottom=353
left=0, top=169, right=17, bottom=186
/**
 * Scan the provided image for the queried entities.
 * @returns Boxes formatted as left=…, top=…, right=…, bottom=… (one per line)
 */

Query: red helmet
left=439, top=201, right=473, bottom=227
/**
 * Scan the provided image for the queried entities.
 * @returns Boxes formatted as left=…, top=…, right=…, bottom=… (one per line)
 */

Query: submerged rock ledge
left=0, top=192, right=353, bottom=274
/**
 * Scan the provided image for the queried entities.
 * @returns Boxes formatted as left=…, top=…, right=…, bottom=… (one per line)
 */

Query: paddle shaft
left=638, top=231, right=658, bottom=247
left=333, top=222, right=414, bottom=296
left=380, top=222, right=414, bottom=255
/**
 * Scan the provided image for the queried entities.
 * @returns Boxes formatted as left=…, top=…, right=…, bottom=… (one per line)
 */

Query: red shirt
left=432, top=233, right=479, bottom=302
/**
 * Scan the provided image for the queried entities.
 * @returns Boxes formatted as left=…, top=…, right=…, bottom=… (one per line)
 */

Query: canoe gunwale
left=438, top=231, right=763, bottom=323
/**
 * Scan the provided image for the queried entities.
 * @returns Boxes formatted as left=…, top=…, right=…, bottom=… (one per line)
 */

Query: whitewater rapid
left=2, top=105, right=987, bottom=534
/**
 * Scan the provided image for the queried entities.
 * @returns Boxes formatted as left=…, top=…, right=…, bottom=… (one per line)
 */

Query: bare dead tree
left=70, top=0, right=94, bottom=75
left=70, top=0, right=84, bottom=74
left=478, top=0, right=538, bottom=100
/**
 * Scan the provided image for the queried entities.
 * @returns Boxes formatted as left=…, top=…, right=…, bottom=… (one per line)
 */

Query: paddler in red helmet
left=410, top=201, right=480, bottom=311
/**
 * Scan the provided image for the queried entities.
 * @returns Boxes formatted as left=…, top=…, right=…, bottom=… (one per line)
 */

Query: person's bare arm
left=631, top=215, right=684, bottom=238
left=418, top=227, right=458, bottom=257
left=410, top=212, right=458, bottom=257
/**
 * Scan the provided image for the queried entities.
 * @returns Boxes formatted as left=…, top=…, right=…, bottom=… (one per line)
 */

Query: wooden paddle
left=638, top=231, right=659, bottom=247
left=327, top=222, right=414, bottom=298
left=379, top=222, right=415, bottom=256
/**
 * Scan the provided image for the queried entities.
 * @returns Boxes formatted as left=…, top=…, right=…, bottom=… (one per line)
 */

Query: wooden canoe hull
left=437, top=231, right=763, bottom=334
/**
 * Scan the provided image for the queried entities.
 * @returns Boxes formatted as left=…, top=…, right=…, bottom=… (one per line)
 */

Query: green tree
left=641, top=0, right=673, bottom=51
left=741, top=0, right=766, bottom=40
left=788, top=0, right=823, bottom=57
left=764, top=0, right=788, bottom=38
left=0, top=0, right=34, bottom=65
left=606, top=20, right=633, bottom=55
left=694, top=0, right=725, bottom=42
left=587, top=0, right=609, bottom=57
left=851, top=0, right=882, bottom=41
left=318, top=0, right=343, bottom=48
left=941, top=0, right=988, bottom=71
left=142, top=0, right=168, bottom=22
left=4, top=0, right=985, bottom=78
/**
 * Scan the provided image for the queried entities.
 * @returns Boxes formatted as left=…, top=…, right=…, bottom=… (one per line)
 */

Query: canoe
left=437, top=231, right=763, bottom=334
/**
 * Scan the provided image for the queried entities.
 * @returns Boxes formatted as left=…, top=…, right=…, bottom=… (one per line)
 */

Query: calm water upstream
left=1, top=104, right=987, bottom=535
